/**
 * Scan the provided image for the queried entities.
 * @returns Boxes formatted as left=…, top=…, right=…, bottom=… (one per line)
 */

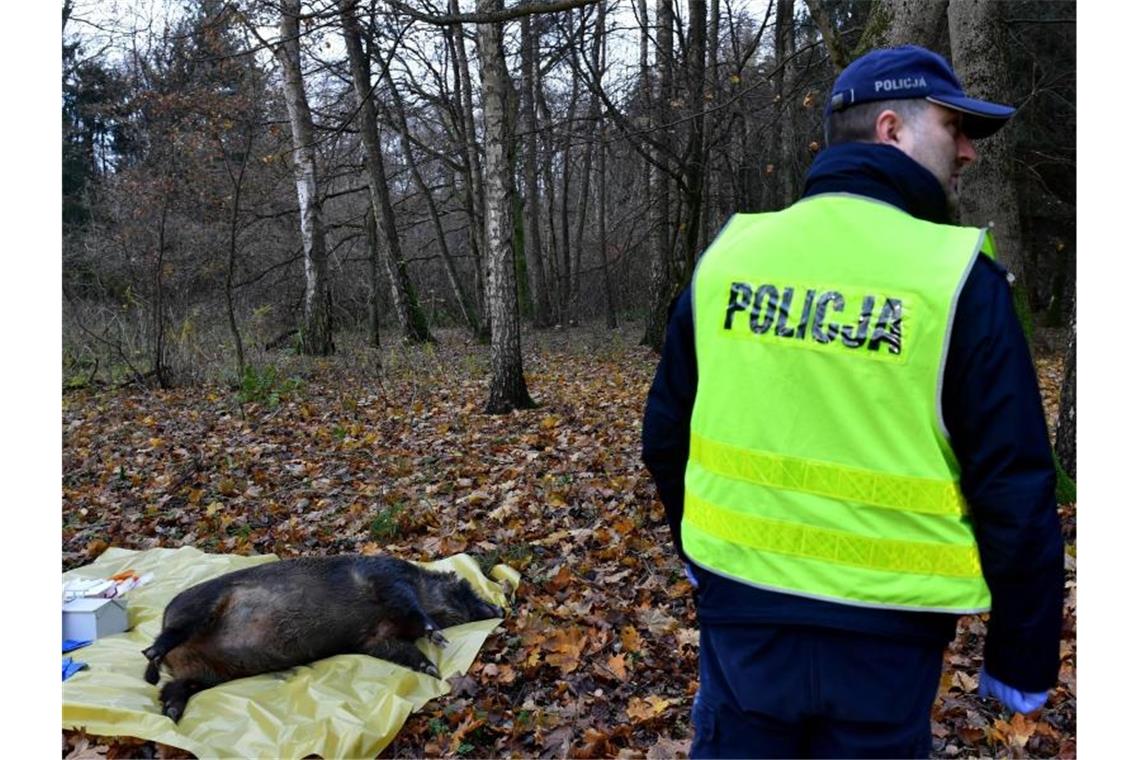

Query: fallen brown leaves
left=62, top=327, right=1075, bottom=758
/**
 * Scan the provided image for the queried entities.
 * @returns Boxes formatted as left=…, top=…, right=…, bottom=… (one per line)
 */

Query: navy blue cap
left=827, top=45, right=1015, bottom=139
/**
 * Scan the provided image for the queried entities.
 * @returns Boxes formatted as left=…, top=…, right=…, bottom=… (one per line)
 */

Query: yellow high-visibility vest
left=683, top=193, right=995, bottom=613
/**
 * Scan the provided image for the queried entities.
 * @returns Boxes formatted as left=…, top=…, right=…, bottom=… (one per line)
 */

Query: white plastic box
left=62, top=597, right=129, bottom=641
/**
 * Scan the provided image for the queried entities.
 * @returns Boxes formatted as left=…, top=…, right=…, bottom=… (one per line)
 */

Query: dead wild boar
left=141, top=554, right=504, bottom=722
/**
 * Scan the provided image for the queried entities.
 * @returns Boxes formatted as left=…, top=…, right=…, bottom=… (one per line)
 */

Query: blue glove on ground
left=978, top=668, right=1048, bottom=713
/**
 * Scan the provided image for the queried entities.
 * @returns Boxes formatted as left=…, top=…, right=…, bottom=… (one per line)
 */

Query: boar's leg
left=142, top=589, right=232, bottom=684
left=142, top=624, right=198, bottom=685
left=361, top=639, right=441, bottom=678
left=376, top=579, right=450, bottom=647
left=159, top=675, right=221, bottom=723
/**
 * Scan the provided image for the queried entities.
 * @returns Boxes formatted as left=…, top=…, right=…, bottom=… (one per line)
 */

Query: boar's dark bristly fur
left=141, top=554, right=504, bottom=722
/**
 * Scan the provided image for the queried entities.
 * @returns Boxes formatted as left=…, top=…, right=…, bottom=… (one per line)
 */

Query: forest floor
left=62, top=324, right=1075, bottom=759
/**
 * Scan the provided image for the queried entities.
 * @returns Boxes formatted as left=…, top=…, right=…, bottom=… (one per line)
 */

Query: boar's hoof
left=144, top=660, right=160, bottom=685
left=427, top=629, right=450, bottom=648
left=162, top=702, right=184, bottom=723
left=419, top=662, right=441, bottom=678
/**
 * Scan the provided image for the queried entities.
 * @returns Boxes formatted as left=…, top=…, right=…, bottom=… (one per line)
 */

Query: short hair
left=825, top=98, right=931, bottom=146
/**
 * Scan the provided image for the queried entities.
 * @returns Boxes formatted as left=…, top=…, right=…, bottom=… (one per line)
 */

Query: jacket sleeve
left=641, top=288, right=698, bottom=562
left=942, top=256, right=1065, bottom=693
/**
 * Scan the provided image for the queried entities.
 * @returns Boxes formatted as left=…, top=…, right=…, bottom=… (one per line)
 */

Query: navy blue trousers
left=691, top=624, right=945, bottom=759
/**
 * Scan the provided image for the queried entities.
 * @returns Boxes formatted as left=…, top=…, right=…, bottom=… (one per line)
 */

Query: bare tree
left=478, top=0, right=536, bottom=413
left=520, top=13, right=555, bottom=328
left=340, top=0, right=434, bottom=344
left=275, top=0, right=334, bottom=355
left=640, top=0, right=676, bottom=352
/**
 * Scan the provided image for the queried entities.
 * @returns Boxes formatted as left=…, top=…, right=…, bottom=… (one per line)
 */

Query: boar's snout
left=475, top=599, right=504, bottom=620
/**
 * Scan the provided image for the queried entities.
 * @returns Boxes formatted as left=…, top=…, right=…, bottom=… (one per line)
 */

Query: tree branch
left=384, top=0, right=598, bottom=26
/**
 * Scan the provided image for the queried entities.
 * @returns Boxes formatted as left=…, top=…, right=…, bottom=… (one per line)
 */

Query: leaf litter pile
left=62, top=327, right=1075, bottom=759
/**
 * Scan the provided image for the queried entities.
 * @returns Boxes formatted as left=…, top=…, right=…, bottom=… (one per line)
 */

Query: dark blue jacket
left=641, top=142, right=1064, bottom=692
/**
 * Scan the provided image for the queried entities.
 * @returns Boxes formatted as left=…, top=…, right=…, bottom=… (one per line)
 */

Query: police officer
left=641, top=45, right=1063, bottom=758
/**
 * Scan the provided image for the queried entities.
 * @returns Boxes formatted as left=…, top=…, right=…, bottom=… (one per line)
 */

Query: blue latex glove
left=62, top=657, right=88, bottom=681
left=684, top=563, right=699, bottom=588
left=979, top=668, right=1049, bottom=713
left=63, top=639, right=92, bottom=653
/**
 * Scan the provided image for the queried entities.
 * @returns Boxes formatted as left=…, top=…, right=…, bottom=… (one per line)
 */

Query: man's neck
left=801, top=142, right=951, bottom=225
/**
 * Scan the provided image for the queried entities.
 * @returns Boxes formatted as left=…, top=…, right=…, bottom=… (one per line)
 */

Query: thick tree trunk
left=478, top=0, right=535, bottom=413
left=948, top=1, right=1027, bottom=294
left=855, top=0, right=947, bottom=54
left=277, top=0, right=334, bottom=356
left=520, top=14, right=554, bottom=328
left=340, top=0, right=434, bottom=344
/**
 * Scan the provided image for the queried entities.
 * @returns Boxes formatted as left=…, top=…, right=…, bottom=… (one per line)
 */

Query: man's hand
left=978, top=668, right=1049, bottom=713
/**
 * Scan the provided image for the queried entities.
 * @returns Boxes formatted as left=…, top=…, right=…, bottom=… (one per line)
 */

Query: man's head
left=824, top=45, right=1015, bottom=212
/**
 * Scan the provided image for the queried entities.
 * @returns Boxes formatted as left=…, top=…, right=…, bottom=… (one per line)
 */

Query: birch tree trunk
left=478, top=0, right=535, bottom=413
left=340, top=0, right=434, bottom=344
left=277, top=0, right=334, bottom=356
left=520, top=13, right=554, bottom=327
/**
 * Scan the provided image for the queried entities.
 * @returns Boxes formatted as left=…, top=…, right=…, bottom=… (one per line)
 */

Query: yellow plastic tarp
left=62, top=546, right=520, bottom=759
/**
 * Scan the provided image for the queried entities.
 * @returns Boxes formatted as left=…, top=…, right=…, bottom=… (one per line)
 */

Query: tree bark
left=681, top=0, right=707, bottom=274
left=276, top=0, right=334, bottom=356
left=641, top=0, right=676, bottom=352
left=365, top=206, right=381, bottom=347
left=1056, top=308, right=1076, bottom=480
left=450, top=0, right=490, bottom=337
left=478, top=0, right=535, bottom=413
left=855, top=0, right=947, bottom=54
left=520, top=13, right=554, bottom=327
left=340, top=0, right=434, bottom=344
left=773, top=0, right=795, bottom=208
left=804, top=0, right=848, bottom=72
left=948, top=1, right=1027, bottom=292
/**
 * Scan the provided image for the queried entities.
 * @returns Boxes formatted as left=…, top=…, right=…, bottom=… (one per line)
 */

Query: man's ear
left=874, top=109, right=902, bottom=145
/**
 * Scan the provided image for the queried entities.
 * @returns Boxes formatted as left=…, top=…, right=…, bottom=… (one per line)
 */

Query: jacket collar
left=801, top=142, right=950, bottom=225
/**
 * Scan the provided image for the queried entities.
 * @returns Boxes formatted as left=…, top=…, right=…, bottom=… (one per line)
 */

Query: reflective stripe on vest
left=682, top=193, right=994, bottom=613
